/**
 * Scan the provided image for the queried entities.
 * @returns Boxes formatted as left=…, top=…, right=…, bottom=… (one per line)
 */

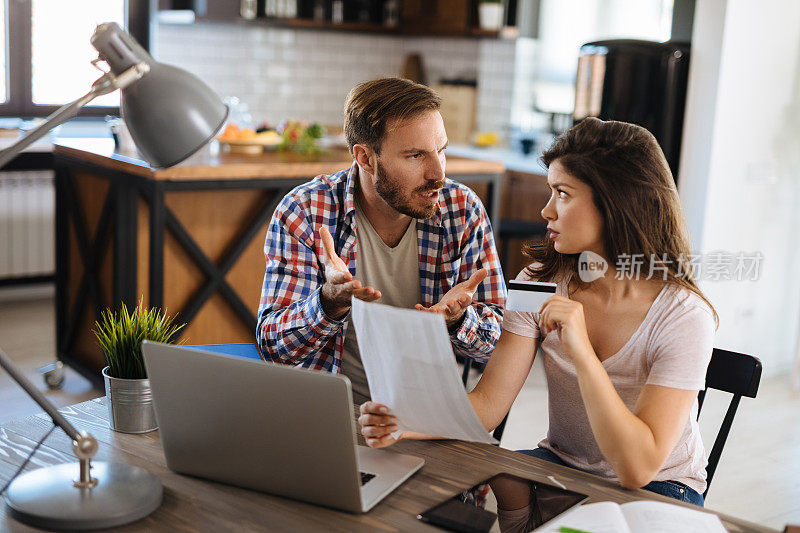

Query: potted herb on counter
left=277, top=120, right=326, bottom=154
left=94, top=299, right=185, bottom=433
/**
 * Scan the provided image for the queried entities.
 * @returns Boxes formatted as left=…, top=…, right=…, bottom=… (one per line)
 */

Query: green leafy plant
left=277, top=120, right=326, bottom=154
left=94, top=298, right=185, bottom=380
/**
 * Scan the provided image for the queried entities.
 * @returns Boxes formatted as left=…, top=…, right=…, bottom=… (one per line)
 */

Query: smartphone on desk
left=417, top=472, right=588, bottom=533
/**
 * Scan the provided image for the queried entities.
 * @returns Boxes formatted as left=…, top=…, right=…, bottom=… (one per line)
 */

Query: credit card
left=506, top=280, right=557, bottom=312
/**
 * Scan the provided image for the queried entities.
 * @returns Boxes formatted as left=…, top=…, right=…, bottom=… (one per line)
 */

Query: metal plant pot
left=102, top=366, right=158, bottom=433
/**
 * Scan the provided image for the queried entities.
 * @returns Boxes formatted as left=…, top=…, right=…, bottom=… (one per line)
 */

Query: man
left=256, top=77, right=506, bottom=403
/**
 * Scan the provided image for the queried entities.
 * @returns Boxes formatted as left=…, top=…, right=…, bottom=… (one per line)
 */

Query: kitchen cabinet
left=159, top=0, right=504, bottom=38
left=401, top=0, right=475, bottom=36
left=158, top=0, right=242, bottom=22
left=52, top=139, right=503, bottom=386
left=497, top=169, right=550, bottom=279
left=196, top=1, right=243, bottom=21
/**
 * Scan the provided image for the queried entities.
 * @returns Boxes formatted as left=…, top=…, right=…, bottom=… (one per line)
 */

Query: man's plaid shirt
left=256, top=163, right=506, bottom=373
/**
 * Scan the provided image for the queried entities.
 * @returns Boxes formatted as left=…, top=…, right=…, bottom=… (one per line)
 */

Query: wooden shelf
left=160, top=0, right=512, bottom=38
left=470, top=27, right=500, bottom=37
left=278, top=17, right=503, bottom=37
left=167, top=14, right=502, bottom=38
left=282, top=17, right=401, bottom=34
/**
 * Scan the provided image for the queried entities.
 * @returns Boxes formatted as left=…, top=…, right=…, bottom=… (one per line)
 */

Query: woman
left=359, top=117, right=718, bottom=506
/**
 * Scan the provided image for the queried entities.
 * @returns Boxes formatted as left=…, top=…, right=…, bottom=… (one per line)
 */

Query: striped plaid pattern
left=257, top=163, right=506, bottom=373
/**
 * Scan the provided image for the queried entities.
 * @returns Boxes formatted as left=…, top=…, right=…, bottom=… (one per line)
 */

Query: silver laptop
left=141, top=341, right=424, bottom=513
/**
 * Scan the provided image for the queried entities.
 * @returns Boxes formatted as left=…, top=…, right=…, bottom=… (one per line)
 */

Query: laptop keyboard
left=360, top=472, right=376, bottom=485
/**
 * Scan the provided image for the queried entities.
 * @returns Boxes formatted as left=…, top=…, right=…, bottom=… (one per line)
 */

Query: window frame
left=0, top=0, right=151, bottom=119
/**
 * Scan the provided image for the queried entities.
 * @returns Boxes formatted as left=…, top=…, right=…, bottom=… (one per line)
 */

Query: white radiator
left=0, top=171, right=55, bottom=279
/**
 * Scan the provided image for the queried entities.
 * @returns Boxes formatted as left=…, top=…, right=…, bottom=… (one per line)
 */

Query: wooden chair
left=697, top=347, right=762, bottom=498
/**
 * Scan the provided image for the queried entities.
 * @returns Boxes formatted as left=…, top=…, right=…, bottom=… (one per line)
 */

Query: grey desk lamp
left=0, top=21, right=229, bottom=169
left=0, top=22, right=228, bottom=529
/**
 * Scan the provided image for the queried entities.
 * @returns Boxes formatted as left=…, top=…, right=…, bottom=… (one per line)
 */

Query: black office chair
left=697, top=347, right=762, bottom=498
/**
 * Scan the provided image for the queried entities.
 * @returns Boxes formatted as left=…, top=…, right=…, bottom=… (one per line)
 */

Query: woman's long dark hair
left=524, top=117, right=718, bottom=325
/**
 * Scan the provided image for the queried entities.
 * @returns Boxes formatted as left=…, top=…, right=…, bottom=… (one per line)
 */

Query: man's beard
left=374, top=160, right=444, bottom=219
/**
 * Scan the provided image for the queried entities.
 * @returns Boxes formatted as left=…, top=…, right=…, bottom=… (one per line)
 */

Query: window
left=511, top=0, right=674, bottom=127
left=31, top=1, right=125, bottom=107
left=0, top=0, right=151, bottom=118
left=0, top=1, right=6, bottom=103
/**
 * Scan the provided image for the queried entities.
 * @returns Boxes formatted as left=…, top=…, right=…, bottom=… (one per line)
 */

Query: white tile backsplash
left=476, top=38, right=516, bottom=135
left=153, top=21, right=517, bottom=134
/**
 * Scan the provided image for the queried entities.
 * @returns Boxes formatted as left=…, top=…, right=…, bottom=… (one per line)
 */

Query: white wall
left=679, top=0, right=800, bottom=376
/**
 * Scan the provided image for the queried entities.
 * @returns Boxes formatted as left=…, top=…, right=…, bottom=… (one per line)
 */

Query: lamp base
left=4, top=461, right=162, bottom=530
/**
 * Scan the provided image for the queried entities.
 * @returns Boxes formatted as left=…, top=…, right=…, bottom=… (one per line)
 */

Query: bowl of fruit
left=216, top=124, right=282, bottom=154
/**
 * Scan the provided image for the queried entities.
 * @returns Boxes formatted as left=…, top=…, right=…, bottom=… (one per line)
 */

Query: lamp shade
left=91, top=23, right=228, bottom=168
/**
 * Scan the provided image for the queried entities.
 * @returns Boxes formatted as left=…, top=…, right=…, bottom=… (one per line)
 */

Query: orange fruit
left=218, top=123, right=240, bottom=140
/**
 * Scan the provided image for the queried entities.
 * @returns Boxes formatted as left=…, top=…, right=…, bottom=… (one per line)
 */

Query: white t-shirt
left=502, top=269, right=715, bottom=494
left=340, top=204, right=421, bottom=403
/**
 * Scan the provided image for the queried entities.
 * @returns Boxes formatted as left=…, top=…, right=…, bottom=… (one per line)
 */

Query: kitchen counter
left=55, top=138, right=505, bottom=180
left=52, top=139, right=504, bottom=385
left=447, top=143, right=546, bottom=174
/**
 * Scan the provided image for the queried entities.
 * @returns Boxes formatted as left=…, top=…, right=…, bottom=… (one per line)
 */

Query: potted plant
left=94, top=299, right=185, bottom=433
left=478, top=0, right=504, bottom=31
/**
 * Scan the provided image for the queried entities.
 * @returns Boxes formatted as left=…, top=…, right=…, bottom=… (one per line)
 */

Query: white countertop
left=447, top=144, right=546, bottom=174
left=0, top=136, right=53, bottom=152
left=0, top=119, right=111, bottom=154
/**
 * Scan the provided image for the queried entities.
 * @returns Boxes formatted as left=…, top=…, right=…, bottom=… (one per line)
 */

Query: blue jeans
left=517, top=447, right=704, bottom=507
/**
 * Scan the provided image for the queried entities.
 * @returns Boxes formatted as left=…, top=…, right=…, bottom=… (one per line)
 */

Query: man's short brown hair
left=343, top=77, right=441, bottom=154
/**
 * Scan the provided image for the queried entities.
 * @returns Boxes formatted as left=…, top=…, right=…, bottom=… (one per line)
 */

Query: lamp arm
left=0, top=88, right=101, bottom=169
left=0, top=61, right=150, bottom=487
left=0, top=347, right=82, bottom=442
left=0, top=62, right=150, bottom=169
left=0, top=346, right=102, bottom=486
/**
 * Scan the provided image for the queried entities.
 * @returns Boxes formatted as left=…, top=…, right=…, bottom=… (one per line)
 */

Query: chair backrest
left=697, top=347, right=762, bottom=498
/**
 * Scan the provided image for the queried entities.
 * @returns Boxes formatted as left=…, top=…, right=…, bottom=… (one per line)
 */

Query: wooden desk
left=52, top=140, right=504, bottom=386
left=0, top=399, right=775, bottom=532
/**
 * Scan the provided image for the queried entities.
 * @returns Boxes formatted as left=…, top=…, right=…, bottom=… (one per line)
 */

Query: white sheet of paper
left=351, top=299, right=497, bottom=445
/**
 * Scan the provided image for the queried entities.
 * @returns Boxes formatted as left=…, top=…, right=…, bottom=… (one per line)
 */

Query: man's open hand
left=415, top=268, right=487, bottom=328
left=319, top=226, right=381, bottom=319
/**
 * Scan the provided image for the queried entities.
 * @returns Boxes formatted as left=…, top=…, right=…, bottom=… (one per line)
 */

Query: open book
left=538, top=500, right=727, bottom=533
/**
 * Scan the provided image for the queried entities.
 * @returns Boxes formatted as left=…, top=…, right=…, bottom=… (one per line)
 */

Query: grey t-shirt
left=340, top=205, right=421, bottom=404
left=502, top=269, right=715, bottom=494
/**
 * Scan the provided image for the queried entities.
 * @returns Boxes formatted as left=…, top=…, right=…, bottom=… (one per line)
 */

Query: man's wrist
left=320, top=292, right=349, bottom=321
left=447, top=312, right=467, bottom=333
